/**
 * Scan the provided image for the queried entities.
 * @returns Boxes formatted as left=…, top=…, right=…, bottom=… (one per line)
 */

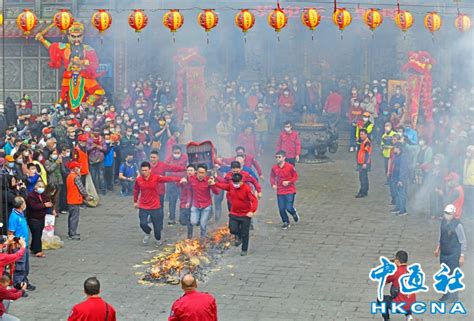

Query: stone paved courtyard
left=10, top=147, right=473, bottom=321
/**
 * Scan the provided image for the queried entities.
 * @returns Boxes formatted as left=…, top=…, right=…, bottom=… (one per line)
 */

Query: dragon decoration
left=401, top=51, right=436, bottom=132
left=35, top=22, right=105, bottom=113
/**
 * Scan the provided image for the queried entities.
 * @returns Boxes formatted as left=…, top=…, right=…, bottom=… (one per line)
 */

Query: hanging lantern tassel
left=340, top=30, right=343, bottom=40
left=244, top=32, right=247, bottom=44
left=311, top=30, right=314, bottom=41
left=206, top=32, right=209, bottom=45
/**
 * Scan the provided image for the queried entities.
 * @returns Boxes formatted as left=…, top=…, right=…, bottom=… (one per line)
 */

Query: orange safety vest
left=66, top=172, right=83, bottom=205
left=74, top=146, right=89, bottom=175
left=357, top=138, right=372, bottom=165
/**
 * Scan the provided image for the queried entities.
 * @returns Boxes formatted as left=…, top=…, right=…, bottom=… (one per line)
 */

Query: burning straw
left=142, top=227, right=234, bottom=285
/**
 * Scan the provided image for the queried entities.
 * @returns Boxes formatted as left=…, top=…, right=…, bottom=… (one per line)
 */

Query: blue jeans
left=13, top=249, right=29, bottom=286
left=190, top=205, right=212, bottom=237
left=277, top=194, right=297, bottom=224
left=395, top=183, right=407, bottom=213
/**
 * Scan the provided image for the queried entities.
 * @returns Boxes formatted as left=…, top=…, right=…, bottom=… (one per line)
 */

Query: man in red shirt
left=270, top=150, right=299, bottom=230
left=211, top=173, right=258, bottom=256
left=165, top=145, right=189, bottom=226
left=179, top=165, right=195, bottom=239
left=68, top=277, right=116, bottom=321
left=134, top=162, right=185, bottom=246
left=275, top=121, right=301, bottom=166
left=169, top=274, right=217, bottom=321
left=149, top=150, right=186, bottom=225
left=189, top=164, right=219, bottom=238
left=222, top=146, right=263, bottom=179
left=377, top=251, right=415, bottom=321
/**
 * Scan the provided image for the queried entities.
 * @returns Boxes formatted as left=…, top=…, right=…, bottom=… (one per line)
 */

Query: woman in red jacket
left=26, top=181, right=52, bottom=257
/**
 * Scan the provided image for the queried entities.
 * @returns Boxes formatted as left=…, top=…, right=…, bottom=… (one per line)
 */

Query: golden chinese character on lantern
left=91, top=9, right=112, bottom=43
left=395, top=10, right=414, bottom=33
left=424, top=12, right=442, bottom=37
left=163, top=9, right=184, bottom=42
left=128, top=9, right=148, bottom=41
left=455, top=13, right=471, bottom=32
left=198, top=9, right=218, bottom=44
left=301, top=8, right=321, bottom=40
left=332, top=8, right=352, bottom=39
left=364, top=8, right=383, bottom=36
left=235, top=9, right=255, bottom=42
left=54, top=9, right=74, bottom=33
left=268, top=6, right=288, bottom=41
left=16, top=8, right=38, bottom=37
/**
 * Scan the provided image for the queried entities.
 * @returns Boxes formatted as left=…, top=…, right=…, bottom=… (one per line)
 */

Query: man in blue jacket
left=390, top=143, right=410, bottom=216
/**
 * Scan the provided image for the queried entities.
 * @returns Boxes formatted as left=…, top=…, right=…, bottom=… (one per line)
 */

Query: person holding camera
left=0, top=236, right=26, bottom=277
left=0, top=274, right=27, bottom=321
left=26, top=181, right=52, bottom=258
left=8, top=196, right=35, bottom=294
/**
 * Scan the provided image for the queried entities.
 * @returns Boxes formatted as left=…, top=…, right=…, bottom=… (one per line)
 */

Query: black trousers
left=58, top=182, right=68, bottom=212
left=228, top=215, right=251, bottom=251
left=167, top=184, right=180, bottom=221
left=287, top=158, right=296, bottom=166
left=28, top=218, right=44, bottom=254
left=104, top=166, right=114, bottom=191
left=358, top=168, right=369, bottom=195
left=138, top=208, right=163, bottom=241
left=378, top=295, right=412, bottom=321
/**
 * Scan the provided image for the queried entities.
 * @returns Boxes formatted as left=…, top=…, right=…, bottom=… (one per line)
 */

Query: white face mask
left=232, top=183, right=240, bottom=188
left=51, top=155, right=58, bottom=160
left=284, top=127, right=291, bottom=132
left=363, top=117, right=369, bottom=122
left=85, top=128, right=91, bottom=132
left=36, top=187, right=45, bottom=194
left=46, top=134, right=52, bottom=138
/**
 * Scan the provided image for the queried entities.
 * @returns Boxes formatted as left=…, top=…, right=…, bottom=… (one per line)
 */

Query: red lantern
left=198, top=9, right=219, bottom=43
left=128, top=9, right=148, bottom=33
left=92, top=9, right=112, bottom=34
left=163, top=9, right=184, bottom=42
left=301, top=8, right=321, bottom=40
left=268, top=5, right=288, bottom=41
left=235, top=9, right=255, bottom=42
left=364, top=8, right=383, bottom=33
left=455, top=13, right=471, bottom=32
left=424, top=12, right=442, bottom=35
left=16, top=8, right=38, bottom=37
left=54, top=9, right=74, bottom=33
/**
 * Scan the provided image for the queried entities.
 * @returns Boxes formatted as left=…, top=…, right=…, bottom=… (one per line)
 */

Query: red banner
left=186, top=66, right=207, bottom=123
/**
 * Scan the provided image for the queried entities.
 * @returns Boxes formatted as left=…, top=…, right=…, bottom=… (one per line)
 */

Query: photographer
left=0, top=235, right=26, bottom=276
left=0, top=274, right=26, bottom=321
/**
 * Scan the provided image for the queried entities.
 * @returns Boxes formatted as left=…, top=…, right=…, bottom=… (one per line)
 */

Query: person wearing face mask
left=3, top=176, right=27, bottom=227
left=45, top=150, right=63, bottom=191
left=356, top=112, right=374, bottom=147
left=8, top=196, right=36, bottom=292
left=389, top=86, right=406, bottom=110
left=381, top=122, right=397, bottom=175
left=102, top=134, right=116, bottom=193
left=356, top=129, right=372, bottom=198
left=463, top=145, right=474, bottom=217
left=164, top=146, right=188, bottom=225
left=323, top=89, right=344, bottom=122
left=277, top=89, right=295, bottom=124
left=443, top=172, right=465, bottom=220
left=276, top=121, right=301, bottom=166
left=389, top=143, right=410, bottom=216
left=73, top=135, right=90, bottom=186
left=210, top=173, right=258, bottom=256
left=270, top=151, right=299, bottom=230
left=2, top=156, right=19, bottom=177
left=414, top=139, right=433, bottom=185
left=59, top=145, right=72, bottom=214
left=434, top=204, right=467, bottom=303
left=348, top=100, right=364, bottom=152
left=151, top=117, right=171, bottom=159
left=119, top=153, right=138, bottom=197
left=26, top=181, right=52, bottom=258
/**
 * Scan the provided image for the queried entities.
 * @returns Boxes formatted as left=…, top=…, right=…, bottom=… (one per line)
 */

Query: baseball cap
left=444, top=204, right=456, bottom=215
left=68, top=161, right=81, bottom=170
left=5, top=155, right=14, bottom=162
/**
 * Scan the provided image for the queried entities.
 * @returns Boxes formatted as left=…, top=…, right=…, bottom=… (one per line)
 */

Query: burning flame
left=146, top=227, right=232, bottom=283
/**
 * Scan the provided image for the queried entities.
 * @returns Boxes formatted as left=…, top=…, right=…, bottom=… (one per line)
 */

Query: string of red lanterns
left=10, top=7, right=473, bottom=42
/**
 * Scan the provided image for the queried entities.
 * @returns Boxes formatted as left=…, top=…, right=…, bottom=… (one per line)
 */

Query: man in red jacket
left=165, top=145, right=189, bottom=226
left=134, top=161, right=186, bottom=246
left=211, top=173, right=258, bottom=256
left=377, top=250, right=415, bottom=321
left=275, top=121, right=301, bottom=166
left=68, top=277, right=116, bottom=321
left=0, top=274, right=26, bottom=320
left=222, top=146, right=263, bottom=179
left=150, top=150, right=186, bottom=225
left=169, top=274, right=217, bottom=321
left=189, top=164, right=219, bottom=238
left=270, top=150, right=299, bottom=230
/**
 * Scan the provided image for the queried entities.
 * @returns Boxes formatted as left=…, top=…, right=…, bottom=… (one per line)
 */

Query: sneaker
left=281, top=222, right=290, bottom=230
left=26, top=284, right=36, bottom=291
left=67, top=235, right=80, bottom=241
left=22, top=291, right=29, bottom=298
left=168, top=220, right=176, bottom=226
left=438, top=294, right=449, bottom=302
left=390, top=209, right=400, bottom=214
left=397, top=212, right=408, bottom=217
left=406, top=316, right=414, bottom=321
left=355, top=193, right=365, bottom=198
left=142, top=234, right=151, bottom=244
left=249, top=223, right=254, bottom=230
left=234, top=237, right=242, bottom=247
left=240, top=251, right=247, bottom=256
left=60, top=211, right=68, bottom=215
left=291, top=212, right=300, bottom=223
left=155, top=240, right=163, bottom=247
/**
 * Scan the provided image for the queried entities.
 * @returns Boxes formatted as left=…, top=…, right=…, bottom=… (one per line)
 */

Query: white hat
left=444, top=204, right=456, bottom=214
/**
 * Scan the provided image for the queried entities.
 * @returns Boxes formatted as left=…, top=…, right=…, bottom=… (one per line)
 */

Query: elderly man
left=169, top=275, right=217, bottom=321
